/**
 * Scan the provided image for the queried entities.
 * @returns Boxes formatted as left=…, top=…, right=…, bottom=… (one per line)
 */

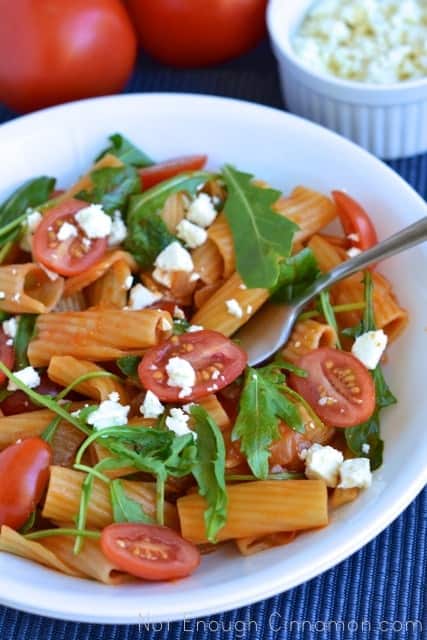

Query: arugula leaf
left=319, top=290, right=341, bottom=348
left=41, top=414, right=63, bottom=444
left=0, top=177, right=55, bottom=247
left=116, top=355, right=140, bottom=380
left=373, top=366, right=397, bottom=409
left=222, top=165, right=298, bottom=289
left=125, top=171, right=212, bottom=268
left=173, top=318, right=191, bottom=335
left=231, top=365, right=304, bottom=480
left=96, top=133, right=154, bottom=168
left=76, top=166, right=141, bottom=215
left=14, top=314, right=37, bottom=369
left=191, top=405, right=228, bottom=542
left=110, top=479, right=154, bottom=524
left=270, top=248, right=320, bottom=303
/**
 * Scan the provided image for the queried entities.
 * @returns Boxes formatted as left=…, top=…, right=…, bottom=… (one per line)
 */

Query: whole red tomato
left=125, top=0, right=267, bottom=67
left=0, top=0, right=137, bottom=113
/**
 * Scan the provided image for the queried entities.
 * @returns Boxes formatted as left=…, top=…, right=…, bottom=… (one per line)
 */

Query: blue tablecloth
left=0, top=41, right=426, bottom=640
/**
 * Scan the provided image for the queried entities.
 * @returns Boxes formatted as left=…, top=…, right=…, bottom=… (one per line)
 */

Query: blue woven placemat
left=0, top=41, right=426, bottom=640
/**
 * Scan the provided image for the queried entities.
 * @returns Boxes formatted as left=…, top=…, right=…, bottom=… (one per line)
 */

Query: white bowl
left=267, top=0, right=427, bottom=159
left=0, top=93, right=426, bottom=623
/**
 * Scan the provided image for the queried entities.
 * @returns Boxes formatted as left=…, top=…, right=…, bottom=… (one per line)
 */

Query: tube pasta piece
left=42, top=466, right=179, bottom=529
left=51, top=422, right=87, bottom=468
left=56, top=154, right=124, bottom=201
left=42, top=535, right=131, bottom=584
left=0, top=264, right=64, bottom=313
left=192, top=272, right=269, bottom=337
left=192, top=239, right=224, bottom=285
left=55, top=291, right=86, bottom=312
left=0, top=526, right=84, bottom=577
left=329, top=487, right=360, bottom=508
left=307, top=234, right=346, bottom=273
left=281, top=319, right=337, bottom=364
left=48, top=356, right=129, bottom=403
left=235, top=531, right=297, bottom=556
left=87, top=259, right=132, bottom=309
left=274, top=186, right=337, bottom=243
left=178, top=480, right=328, bottom=543
left=160, top=192, right=187, bottom=233
left=28, top=309, right=172, bottom=366
left=207, top=213, right=235, bottom=279
left=64, top=250, right=137, bottom=298
left=193, top=281, right=224, bottom=309
left=196, top=394, right=231, bottom=431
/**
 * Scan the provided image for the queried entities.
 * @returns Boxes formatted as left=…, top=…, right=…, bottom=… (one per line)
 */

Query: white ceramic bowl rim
left=267, top=0, right=427, bottom=96
left=0, top=93, right=425, bottom=624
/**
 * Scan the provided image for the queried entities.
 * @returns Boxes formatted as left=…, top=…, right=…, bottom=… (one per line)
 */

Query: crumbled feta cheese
left=338, top=458, right=372, bottom=489
left=239, top=283, right=247, bottom=290
left=0, top=292, right=5, bottom=300
left=351, top=329, right=388, bottom=370
left=75, top=204, right=112, bottom=239
left=182, top=402, right=195, bottom=414
left=187, top=324, right=203, bottom=333
left=189, top=271, right=200, bottom=282
left=57, top=221, right=78, bottom=242
left=128, top=283, right=161, bottom=310
left=225, top=298, right=243, bottom=319
left=152, top=268, right=172, bottom=288
left=108, top=210, right=127, bottom=247
left=166, top=408, right=196, bottom=439
left=2, top=317, right=18, bottom=340
left=293, top=0, right=427, bottom=83
left=20, top=209, right=43, bottom=252
left=347, top=233, right=360, bottom=242
left=302, top=443, right=344, bottom=488
left=361, top=443, right=371, bottom=454
left=173, top=306, right=185, bottom=320
left=160, top=317, right=172, bottom=331
left=166, top=356, right=196, bottom=399
left=347, top=247, right=362, bottom=258
left=154, top=241, right=194, bottom=273
left=8, top=366, right=41, bottom=391
left=87, top=397, right=130, bottom=430
left=187, top=193, right=217, bottom=228
left=108, top=391, right=120, bottom=402
left=124, top=275, right=133, bottom=290
left=140, top=390, right=164, bottom=419
left=176, top=219, right=207, bottom=249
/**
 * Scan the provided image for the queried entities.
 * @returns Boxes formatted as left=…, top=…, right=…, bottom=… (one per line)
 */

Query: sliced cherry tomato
left=101, top=523, right=200, bottom=581
left=32, top=199, right=108, bottom=277
left=332, top=191, right=378, bottom=250
left=0, top=328, right=15, bottom=386
left=288, top=348, right=376, bottom=428
left=139, top=156, right=207, bottom=190
left=1, top=374, right=65, bottom=416
left=269, top=422, right=311, bottom=473
left=0, top=437, right=52, bottom=529
left=138, top=330, right=247, bottom=402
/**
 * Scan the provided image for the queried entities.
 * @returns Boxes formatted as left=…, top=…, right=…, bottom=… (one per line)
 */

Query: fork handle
left=295, top=216, right=427, bottom=308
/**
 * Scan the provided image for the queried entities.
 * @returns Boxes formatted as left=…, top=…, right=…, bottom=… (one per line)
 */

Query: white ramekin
left=267, top=0, right=427, bottom=159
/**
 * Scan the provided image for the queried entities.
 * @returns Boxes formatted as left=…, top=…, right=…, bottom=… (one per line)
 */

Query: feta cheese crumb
left=166, top=408, right=197, bottom=439
left=128, top=283, right=161, bottom=310
left=173, top=306, right=185, bottom=320
left=338, top=458, right=372, bottom=489
left=347, top=233, right=360, bottom=242
left=75, top=204, right=112, bottom=239
left=108, top=391, right=120, bottom=402
left=140, top=390, right=164, bottom=419
left=154, top=241, right=194, bottom=273
left=57, top=221, right=78, bottom=242
left=108, top=210, right=127, bottom=246
left=20, top=209, right=43, bottom=252
left=160, top=317, right=172, bottom=331
left=2, top=317, right=18, bottom=340
left=8, top=366, right=41, bottom=391
left=361, top=443, right=371, bottom=454
left=87, top=397, right=130, bottom=430
left=187, top=193, right=217, bottom=228
left=166, top=356, right=196, bottom=398
left=0, top=292, right=5, bottom=300
left=187, top=324, right=203, bottom=333
left=124, top=275, right=133, bottom=290
left=152, top=268, right=172, bottom=288
left=225, top=298, right=243, bottom=319
left=347, top=247, right=362, bottom=258
left=176, top=219, right=207, bottom=249
left=351, top=329, right=388, bottom=370
left=302, top=443, right=344, bottom=488
left=182, top=402, right=195, bottom=414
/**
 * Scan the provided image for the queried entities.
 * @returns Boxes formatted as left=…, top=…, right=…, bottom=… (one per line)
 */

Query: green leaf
left=0, top=177, right=55, bottom=248
left=372, top=366, right=397, bottom=409
left=231, top=366, right=304, bottom=480
left=319, top=290, right=341, bottom=348
left=191, top=405, right=228, bottom=542
left=41, top=413, right=63, bottom=444
left=222, top=165, right=298, bottom=289
left=110, top=479, right=154, bottom=524
left=173, top=318, right=191, bottom=335
left=125, top=171, right=212, bottom=268
left=96, top=133, right=154, bottom=168
left=19, top=509, right=37, bottom=534
left=14, top=314, right=37, bottom=369
left=345, top=412, right=384, bottom=470
left=116, top=355, right=140, bottom=381
left=76, top=166, right=141, bottom=215
left=270, top=248, right=320, bottom=303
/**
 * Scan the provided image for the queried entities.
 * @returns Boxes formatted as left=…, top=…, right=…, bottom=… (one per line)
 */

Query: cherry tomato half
left=101, top=523, right=200, bottom=581
left=288, top=348, right=376, bottom=428
left=1, top=374, right=64, bottom=416
left=0, top=437, right=52, bottom=530
left=32, top=199, right=108, bottom=277
left=332, top=191, right=378, bottom=251
left=0, top=328, right=15, bottom=386
left=139, top=156, right=207, bottom=190
left=138, top=330, right=247, bottom=402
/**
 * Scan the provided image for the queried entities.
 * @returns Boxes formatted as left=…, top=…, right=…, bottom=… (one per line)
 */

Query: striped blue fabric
left=0, top=41, right=425, bottom=640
